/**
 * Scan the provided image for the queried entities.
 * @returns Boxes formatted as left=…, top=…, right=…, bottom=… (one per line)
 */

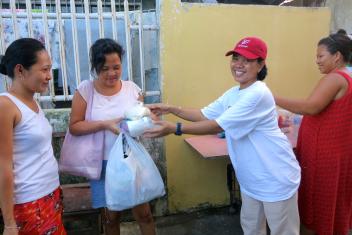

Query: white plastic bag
left=105, top=133, right=165, bottom=211
left=277, top=108, right=303, bottom=147
left=119, top=117, right=155, bottom=137
left=124, top=101, right=151, bottom=120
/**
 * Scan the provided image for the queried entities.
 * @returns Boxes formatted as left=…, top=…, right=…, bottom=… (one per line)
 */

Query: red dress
left=296, top=70, right=352, bottom=235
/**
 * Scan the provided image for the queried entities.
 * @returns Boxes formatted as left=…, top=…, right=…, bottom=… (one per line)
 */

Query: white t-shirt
left=201, top=81, right=301, bottom=202
left=78, top=80, right=141, bottom=160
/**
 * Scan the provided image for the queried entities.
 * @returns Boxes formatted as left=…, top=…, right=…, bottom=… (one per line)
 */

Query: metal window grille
left=0, top=0, right=160, bottom=106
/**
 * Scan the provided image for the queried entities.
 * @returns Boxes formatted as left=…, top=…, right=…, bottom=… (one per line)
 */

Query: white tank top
left=0, top=93, right=60, bottom=204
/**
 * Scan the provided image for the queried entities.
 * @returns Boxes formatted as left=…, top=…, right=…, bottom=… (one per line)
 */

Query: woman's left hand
left=143, top=121, right=175, bottom=138
left=102, top=118, right=123, bottom=135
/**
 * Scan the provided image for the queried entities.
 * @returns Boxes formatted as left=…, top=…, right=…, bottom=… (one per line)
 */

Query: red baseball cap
left=225, top=37, right=267, bottom=60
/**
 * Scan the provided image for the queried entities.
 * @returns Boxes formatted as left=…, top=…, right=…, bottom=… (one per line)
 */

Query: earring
left=18, top=75, right=26, bottom=82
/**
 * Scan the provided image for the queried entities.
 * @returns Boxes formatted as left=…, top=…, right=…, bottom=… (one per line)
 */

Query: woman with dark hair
left=69, top=38, right=156, bottom=235
left=0, top=38, right=66, bottom=235
left=144, top=37, right=301, bottom=235
left=275, top=33, right=352, bottom=235
left=337, top=28, right=348, bottom=35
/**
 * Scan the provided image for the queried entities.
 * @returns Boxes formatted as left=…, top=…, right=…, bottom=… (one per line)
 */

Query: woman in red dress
left=275, top=33, right=352, bottom=235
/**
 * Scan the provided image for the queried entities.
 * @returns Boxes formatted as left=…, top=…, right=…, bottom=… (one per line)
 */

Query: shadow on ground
left=121, top=206, right=243, bottom=235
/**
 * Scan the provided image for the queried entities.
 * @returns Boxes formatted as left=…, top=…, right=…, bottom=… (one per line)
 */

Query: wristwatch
left=174, top=122, right=182, bottom=136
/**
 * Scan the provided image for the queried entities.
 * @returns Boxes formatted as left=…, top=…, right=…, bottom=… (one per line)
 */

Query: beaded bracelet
left=4, top=225, right=19, bottom=230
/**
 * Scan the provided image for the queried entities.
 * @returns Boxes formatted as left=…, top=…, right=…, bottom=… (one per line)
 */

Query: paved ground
left=121, top=207, right=352, bottom=235
left=121, top=206, right=243, bottom=235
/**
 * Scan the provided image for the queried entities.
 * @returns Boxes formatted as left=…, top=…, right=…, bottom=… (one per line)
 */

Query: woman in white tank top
left=0, top=38, right=66, bottom=235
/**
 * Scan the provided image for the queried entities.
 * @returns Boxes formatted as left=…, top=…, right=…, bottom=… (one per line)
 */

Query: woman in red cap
left=275, top=33, right=352, bottom=235
left=144, top=36, right=301, bottom=235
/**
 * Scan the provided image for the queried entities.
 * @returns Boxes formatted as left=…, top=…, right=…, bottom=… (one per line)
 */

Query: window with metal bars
left=0, top=0, right=160, bottom=108
left=0, top=0, right=148, bottom=13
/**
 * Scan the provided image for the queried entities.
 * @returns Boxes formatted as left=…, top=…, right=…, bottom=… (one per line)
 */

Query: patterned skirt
left=14, top=187, right=67, bottom=235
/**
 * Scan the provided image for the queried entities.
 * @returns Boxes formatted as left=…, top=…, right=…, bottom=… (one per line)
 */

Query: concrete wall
left=160, top=1, right=330, bottom=213
left=325, top=0, right=352, bottom=33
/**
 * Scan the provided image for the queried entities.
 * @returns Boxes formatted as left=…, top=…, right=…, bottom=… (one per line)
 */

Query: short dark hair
left=257, top=58, right=267, bottom=81
left=318, top=33, right=352, bottom=64
left=337, top=28, right=347, bottom=35
left=89, top=38, right=124, bottom=75
left=0, top=38, right=46, bottom=79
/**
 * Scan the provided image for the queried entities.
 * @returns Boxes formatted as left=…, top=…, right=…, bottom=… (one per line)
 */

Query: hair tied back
left=0, top=55, right=7, bottom=76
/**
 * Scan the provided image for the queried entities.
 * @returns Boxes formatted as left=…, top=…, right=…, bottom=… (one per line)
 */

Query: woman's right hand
left=102, top=118, right=123, bottom=135
left=143, top=120, right=175, bottom=138
left=146, top=103, right=172, bottom=117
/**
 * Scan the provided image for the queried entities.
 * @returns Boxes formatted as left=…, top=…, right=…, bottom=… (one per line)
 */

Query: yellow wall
left=160, top=1, right=330, bottom=212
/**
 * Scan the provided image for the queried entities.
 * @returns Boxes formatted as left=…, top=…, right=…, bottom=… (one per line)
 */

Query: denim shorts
left=90, top=160, right=108, bottom=209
